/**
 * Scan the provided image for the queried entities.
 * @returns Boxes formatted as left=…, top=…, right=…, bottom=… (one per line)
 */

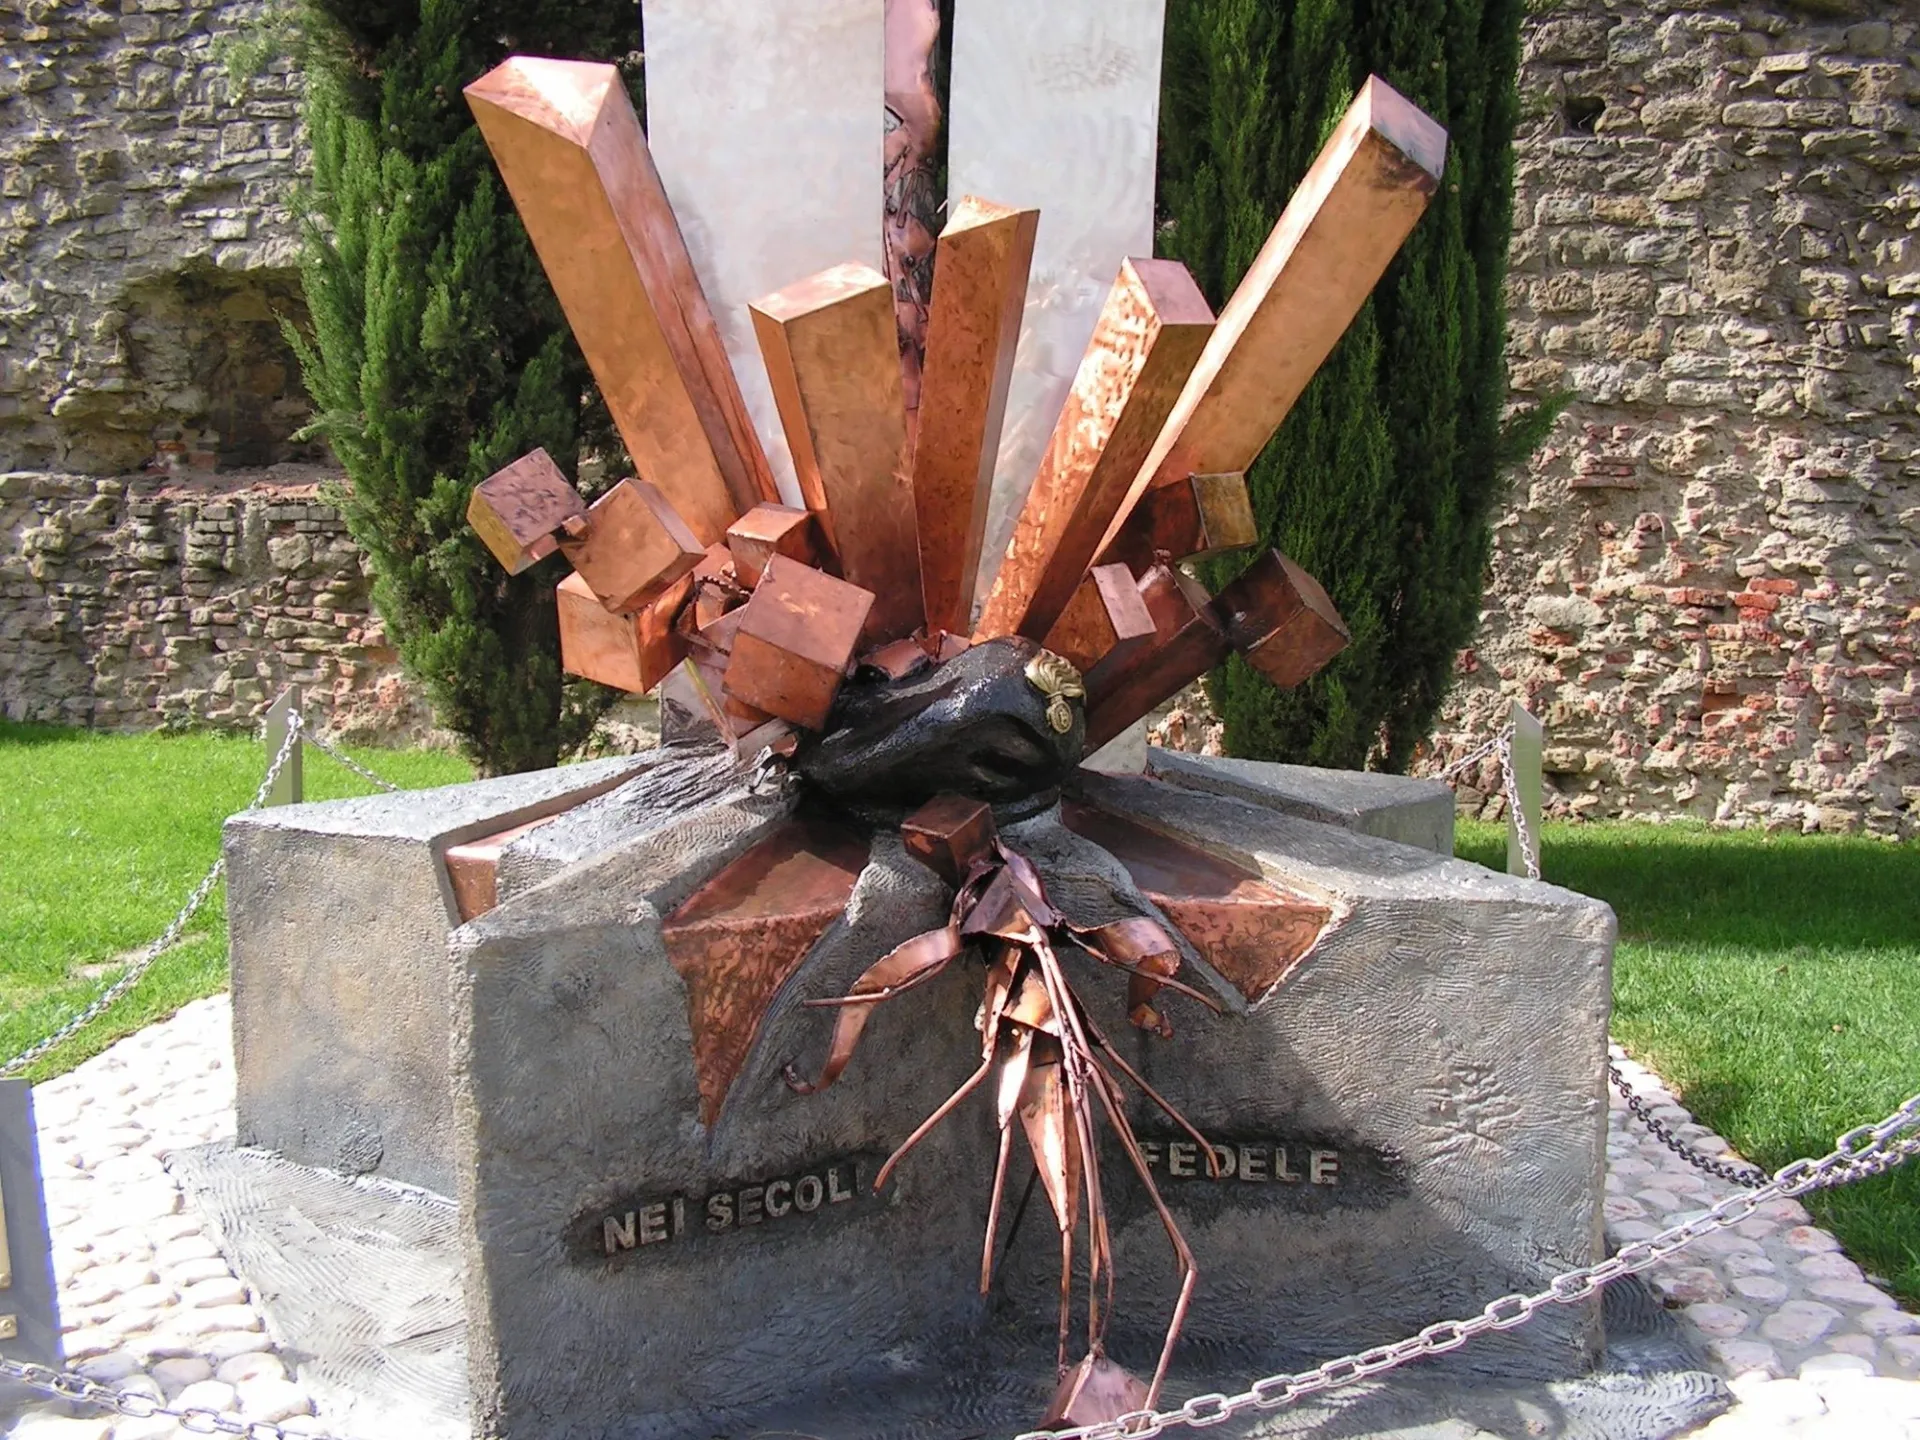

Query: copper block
left=467, top=447, right=587, bottom=574
left=900, top=793, right=998, bottom=887
left=1082, top=566, right=1227, bottom=750
left=974, top=258, right=1214, bottom=645
left=723, top=556, right=875, bottom=730
left=749, top=263, right=923, bottom=644
left=465, top=58, right=776, bottom=546
left=1096, top=77, right=1446, bottom=561
left=445, top=816, right=562, bottom=923
left=1212, top=549, right=1350, bottom=689
left=556, top=570, right=691, bottom=693
left=1060, top=801, right=1333, bottom=1004
left=558, top=478, right=706, bottom=613
left=1042, top=563, right=1157, bottom=675
left=910, top=196, right=1039, bottom=636
left=725, top=503, right=818, bottom=588
left=663, top=816, right=871, bottom=1124
left=1095, top=471, right=1257, bottom=575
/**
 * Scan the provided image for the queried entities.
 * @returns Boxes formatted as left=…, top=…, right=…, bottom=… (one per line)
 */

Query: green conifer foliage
left=1159, top=0, right=1530, bottom=770
left=290, top=0, right=641, bottom=773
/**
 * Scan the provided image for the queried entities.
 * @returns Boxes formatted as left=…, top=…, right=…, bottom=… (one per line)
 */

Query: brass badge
left=1025, top=650, right=1086, bottom=735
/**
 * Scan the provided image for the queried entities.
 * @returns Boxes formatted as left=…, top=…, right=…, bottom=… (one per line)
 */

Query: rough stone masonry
left=2, top=0, right=1916, bottom=828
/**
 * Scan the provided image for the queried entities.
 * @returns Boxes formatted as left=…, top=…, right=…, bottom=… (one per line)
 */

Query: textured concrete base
left=171, top=1142, right=1726, bottom=1440
left=1147, top=749, right=1457, bottom=854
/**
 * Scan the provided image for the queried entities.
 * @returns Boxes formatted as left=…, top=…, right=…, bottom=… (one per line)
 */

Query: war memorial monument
left=146, top=4, right=1723, bottom=1438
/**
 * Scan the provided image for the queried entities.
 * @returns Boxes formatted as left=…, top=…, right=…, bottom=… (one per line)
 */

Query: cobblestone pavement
left=2, top=1000, right=1915, bottom=1439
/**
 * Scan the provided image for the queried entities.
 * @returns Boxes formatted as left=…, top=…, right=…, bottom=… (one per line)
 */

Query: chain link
left=1608, top=1067, right=1767, bottom=1187
left=300, top=724, right=402, bottom=793
left=1014, top=1091, right=1920, bottom=1440
left=1, top=718, right=305, bottom=1077
left=0, top=1356, right=353, bottom=1440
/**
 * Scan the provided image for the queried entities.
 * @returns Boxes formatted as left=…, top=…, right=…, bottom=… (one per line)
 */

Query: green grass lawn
left=1457, top=819, right=1920, bottom=1306
left=0, top=721, right=472, bottom=1079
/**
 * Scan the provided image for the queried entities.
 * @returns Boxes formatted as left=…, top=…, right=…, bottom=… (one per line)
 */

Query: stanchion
left=263, top=686, right=304, bottom=808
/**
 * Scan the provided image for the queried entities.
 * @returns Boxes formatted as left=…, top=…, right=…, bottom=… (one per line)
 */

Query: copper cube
left=559, top=478, right=707, bottom=613
left=1098, top=471, right=1257, bottom=575
left=725, top=504, right=818, bottom=588
left=901, top=793, right=998, bottom=887
left=1211, top=549, right=1350, bottom=689
left=1043, top=563, right=1157, bottom=674
left=722, top=556, right=874, bottom=730
left=556, top=570, right=691, bottom=693
left=468, top=447, right=587, bottom=574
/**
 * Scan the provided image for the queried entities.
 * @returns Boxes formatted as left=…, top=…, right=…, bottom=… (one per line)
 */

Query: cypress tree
left=1160, top=0, right=1544, bottom=771
left=289, top=1, right=641, bottom=774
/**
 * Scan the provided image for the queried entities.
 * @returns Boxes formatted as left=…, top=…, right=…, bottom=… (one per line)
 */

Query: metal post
left=0, top=1081, right=58, bottom=1367
left=1507, top=701, right=1543, bottom=879
left=264, top=686, right=303, bottom=807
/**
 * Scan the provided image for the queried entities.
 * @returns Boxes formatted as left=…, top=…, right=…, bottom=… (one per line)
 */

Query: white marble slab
left=643, top=0, right=886, bottom=507
left=947, top=0, right=1167, bottom=612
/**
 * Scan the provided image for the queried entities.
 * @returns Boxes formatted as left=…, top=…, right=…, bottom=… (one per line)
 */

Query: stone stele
left=209, top=747, right=1670, bottom=1440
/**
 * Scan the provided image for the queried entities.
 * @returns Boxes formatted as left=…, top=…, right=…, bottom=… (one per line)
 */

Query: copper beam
left=1096, top=78, right=1447, bottom=560
left=1212, top=549, right=1351, bottom=690
left=974, top=258, right=1214, bottom=645
left=663, top=816, right=871, bottom=1124
left=723, top=556, right=875, bottom=730
left=467, top=447, right=586, bottom=574
left=464, top=57, right=776, bottom=546
left=1081, top=565, right=1227, bottom=750
left=1060, top=801, right=1332, bottom=1004
left=1095, top=472, right=1257, bottom=576
left=559, top=478, right=706, bottom=613
left=749, top=263, right=923, bottom=644
left=555, top=570, right=691, bottom=694
left=910, top=196, right=1039, bottom=636
left=725, top=503, right=819, bottom=589
left=1042, top=563, right=1156, bottom=675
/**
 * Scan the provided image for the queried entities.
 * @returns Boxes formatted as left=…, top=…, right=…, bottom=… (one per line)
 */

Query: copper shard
left=974, top=258, right=1215, bottom=645
left=558, top=478, right=706, bottom=613
left=910, top=196, right=1039, bottom=637
left=1044, top=1354, right=1150, bottom=1430
left=1042, top=563, right=1156, bottom=675
left=861, top=635, right=936, bottom=682
left=464, top=58, right=776, bottom=546
left=467, top=447, right=587, bottom=574
left=749, top=263, right=923, bottom=644
left=725, top=504, right=818, bottom=588
left=900, top=793, right=998, bottom=887
left=1082, top=565, right=1228, bottom=750
left=1096, top=77, right=1447, bottom=559
left=722, top=556, right=874, bottom=730
left=1060, top=801, right=1333, bottom=1003
left=686, top=543, right=743, bottom=633
left=663, top=816, right=870, bottom=1124
left=1212, top=549, right=1351, bottom=689
left=555, top=570, right=692, bottom=694
left=444, top=816, right=562, bottom=923
left=1095, top=471, right=1257, bottom=575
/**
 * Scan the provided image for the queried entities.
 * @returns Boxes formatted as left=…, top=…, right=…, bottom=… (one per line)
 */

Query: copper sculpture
left=462, top=56, right=1447, bottom=1425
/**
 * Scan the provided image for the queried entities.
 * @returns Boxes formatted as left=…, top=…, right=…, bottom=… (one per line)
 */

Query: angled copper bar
left=1081, top=565, right=1227, bottom=750
left=722, top=556, right=875, bottom=730
left=464, top=57, right=776, bottom=546
left=1095, top=472, right=1257, bottom=576
left=663, top=816, right=871, bottom=1124
left=555, top=570, right=692, bottom=694
left=559, top=479, right=706, bottom=613
left=974, top=258, right=1214, bottom=645
left=910, top=196, right=1039, bottom=637
left=468, top=447, right=587, bottom=574
left=1211, top=549, right=1350, bottom=689
left=1096, top=77, right=1447, bottom=559
left=1043, top=563, right=1156, bottom=675
left=749, top=263, right=923, bottom=644
left=900, top=793, right=998, bottom=888
left=725, top=503, right=818, bottom=588
left=1060, top=801, right=1333, bottom=1004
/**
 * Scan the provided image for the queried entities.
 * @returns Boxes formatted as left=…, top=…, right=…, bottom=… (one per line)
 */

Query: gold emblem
left=1024, top=650, right=1085, bottom=735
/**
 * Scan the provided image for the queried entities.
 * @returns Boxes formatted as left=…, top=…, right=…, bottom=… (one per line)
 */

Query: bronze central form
left=459, top=52, right=1446, bottom=1429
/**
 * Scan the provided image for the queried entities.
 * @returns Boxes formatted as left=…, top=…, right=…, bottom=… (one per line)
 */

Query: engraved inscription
left=584, top=1156, right=868, bottom=1264
left=1139, top=1138, right=1342, bottom=1186
left=1105, top=1132, right=1405, bottom=1218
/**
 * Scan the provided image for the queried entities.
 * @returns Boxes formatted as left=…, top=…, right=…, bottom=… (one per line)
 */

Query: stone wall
left=0, top=466, right=437, bottom=738
left=1431, top=0, right=1920, bottom=839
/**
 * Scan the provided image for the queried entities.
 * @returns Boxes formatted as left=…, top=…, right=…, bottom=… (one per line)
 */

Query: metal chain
left=300, top=724, right=402, bottom=793
left=1014, top=1090, right=1920, bottom=1440
left=1, top=718, right=306, bottom=1077
left=1431, top=725, right=1513, bottom=785
left=0, top=1354, right=354, bottom=1440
